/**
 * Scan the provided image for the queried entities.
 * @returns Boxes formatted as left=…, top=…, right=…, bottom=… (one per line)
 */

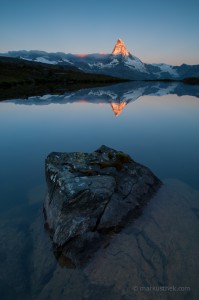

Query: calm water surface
left=0, top=82, right=199, bottom=299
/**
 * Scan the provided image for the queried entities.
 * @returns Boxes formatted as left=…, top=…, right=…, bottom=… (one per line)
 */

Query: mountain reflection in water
left=7, top=81, right=199, bottom=116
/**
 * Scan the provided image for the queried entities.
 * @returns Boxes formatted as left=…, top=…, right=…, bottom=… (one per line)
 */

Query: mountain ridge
left=1, top=39, right=199, bottom=80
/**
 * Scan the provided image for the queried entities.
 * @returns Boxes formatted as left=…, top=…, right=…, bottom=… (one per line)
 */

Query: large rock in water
left=44, top=145, right=161, bottom=266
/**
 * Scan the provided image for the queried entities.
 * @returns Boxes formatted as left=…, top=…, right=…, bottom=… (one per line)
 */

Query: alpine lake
left=0, top=81, right=199, bottom=300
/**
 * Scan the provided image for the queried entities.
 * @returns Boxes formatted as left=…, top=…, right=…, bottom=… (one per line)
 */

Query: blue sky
left=0, top=0, right=198, bottom=65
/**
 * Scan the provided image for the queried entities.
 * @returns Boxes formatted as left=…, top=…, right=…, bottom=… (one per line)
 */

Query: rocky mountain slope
left=1, top=39, right=199, bottom=80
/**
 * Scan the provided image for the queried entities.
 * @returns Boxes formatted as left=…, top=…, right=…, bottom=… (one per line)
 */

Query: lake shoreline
left=1, top=78, right=199, bottom=102
left=0, top=56, right=198, bottom=101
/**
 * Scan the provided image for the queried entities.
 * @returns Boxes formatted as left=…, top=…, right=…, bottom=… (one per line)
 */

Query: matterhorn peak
left=112, top=38, right=130, bottom=56
left=110, top=102, right=127, bottom=116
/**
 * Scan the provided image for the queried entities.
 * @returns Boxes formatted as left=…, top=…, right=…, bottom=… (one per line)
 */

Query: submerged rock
left=44, top=145, right=161, bottom=266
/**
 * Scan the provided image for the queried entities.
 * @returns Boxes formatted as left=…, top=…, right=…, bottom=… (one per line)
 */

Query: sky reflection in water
left=0, top=82, right=199, bottom=299
left=0, top=82, right=199, bottom=213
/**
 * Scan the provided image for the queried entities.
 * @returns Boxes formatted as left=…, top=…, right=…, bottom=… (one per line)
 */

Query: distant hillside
left=0, top=56, right=125, bottom=100
left=183, top=77, right=199, bottom=85
left=0, top=56, right=125, bottom=86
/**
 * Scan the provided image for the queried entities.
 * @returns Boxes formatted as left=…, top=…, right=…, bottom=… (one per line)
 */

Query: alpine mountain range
left=1, top=38, right=199, bottom=80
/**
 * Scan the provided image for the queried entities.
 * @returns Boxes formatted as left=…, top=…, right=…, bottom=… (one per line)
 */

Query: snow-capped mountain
left=112, top=38, right=130, bottom=56
left=1, top=39, right=199, bottom=80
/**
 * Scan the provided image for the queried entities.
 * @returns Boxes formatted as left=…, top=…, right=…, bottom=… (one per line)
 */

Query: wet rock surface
left=44, top=145, right=161, bottom=265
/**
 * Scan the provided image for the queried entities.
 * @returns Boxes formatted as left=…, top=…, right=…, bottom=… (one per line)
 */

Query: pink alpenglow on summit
left=112, top=38, right=130, bottom=56
left=110, top=102, right=127, bottom=117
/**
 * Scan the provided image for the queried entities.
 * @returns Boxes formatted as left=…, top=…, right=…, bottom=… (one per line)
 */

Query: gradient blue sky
left=0, top=0, right=198, bottom=65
